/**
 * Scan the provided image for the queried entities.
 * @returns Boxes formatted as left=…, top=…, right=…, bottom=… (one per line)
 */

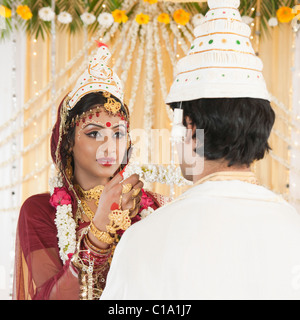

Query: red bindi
left=106, top=122, right=112, bottom=127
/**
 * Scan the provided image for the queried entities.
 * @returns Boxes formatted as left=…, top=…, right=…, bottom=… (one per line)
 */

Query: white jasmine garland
left=38, top=7, right=56, bottom=22
left=123, top=162, right=192, bottom=186
left=54, top=204, right=77, bottom=263
left=58, top=11, right=73, bottom=24
left=50, top=174, right=76, bottom=264
left=128, top=25, right=146, bottom=113
left=120, top=21, right=140, bottom=85
left=144, top=22, right=155, bottom=138
left=97, top=12, right=114, bottom=28
left=140, top=207, right=155, bottom=219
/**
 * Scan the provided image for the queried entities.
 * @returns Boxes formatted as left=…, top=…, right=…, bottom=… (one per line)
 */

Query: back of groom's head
left=170, top=98, right=275, bottom=167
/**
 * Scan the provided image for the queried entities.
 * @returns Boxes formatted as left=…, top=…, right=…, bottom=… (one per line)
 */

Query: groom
left=101, top=0, right=300, bottom=299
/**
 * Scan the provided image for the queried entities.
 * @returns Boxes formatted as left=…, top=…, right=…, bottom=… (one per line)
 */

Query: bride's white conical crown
left=166, top=0, right=270, bottom=103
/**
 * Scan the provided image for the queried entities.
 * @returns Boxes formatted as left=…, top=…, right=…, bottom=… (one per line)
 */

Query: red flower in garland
left=140, top=189, right=154, bottom=211
left=50, top=187, right=72, bottom=208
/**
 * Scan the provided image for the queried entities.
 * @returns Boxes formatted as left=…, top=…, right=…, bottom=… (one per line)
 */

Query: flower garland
left=143, top=22, right=155, bottom=139
left=123, top=162, right=193, bottom=186
left=49, top=176, right=76, bottom=263
left=128, top=25, right=146, bottom=114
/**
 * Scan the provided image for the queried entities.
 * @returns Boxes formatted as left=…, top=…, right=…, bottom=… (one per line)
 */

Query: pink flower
left=50, top=187, right=72, bottom=208
left=140, top=189, right=154, bottom=210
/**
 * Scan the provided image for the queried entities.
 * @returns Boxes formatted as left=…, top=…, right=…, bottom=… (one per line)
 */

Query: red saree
left=13, top=190, right=162, bottom=300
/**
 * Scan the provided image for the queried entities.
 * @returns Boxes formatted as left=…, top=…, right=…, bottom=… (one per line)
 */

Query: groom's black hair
left=169, top=98, right=275, bottom=167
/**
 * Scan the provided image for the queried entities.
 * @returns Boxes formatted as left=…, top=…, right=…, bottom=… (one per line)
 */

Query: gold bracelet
left=90, top=222, right=116, bottom=245
left=84, top=234, right=113, bottom=254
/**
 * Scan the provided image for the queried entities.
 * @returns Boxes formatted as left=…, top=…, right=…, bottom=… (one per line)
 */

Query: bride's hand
left=88, top=173, right=143, bottom=248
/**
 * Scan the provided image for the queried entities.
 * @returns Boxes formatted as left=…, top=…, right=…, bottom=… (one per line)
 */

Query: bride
left=13, top=43, right=167, bottom=300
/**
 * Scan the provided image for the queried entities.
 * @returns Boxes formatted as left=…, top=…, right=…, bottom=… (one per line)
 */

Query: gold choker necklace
left=194, top=171, right=259, bottom=186
left=75, top=184, right=105, bottom=221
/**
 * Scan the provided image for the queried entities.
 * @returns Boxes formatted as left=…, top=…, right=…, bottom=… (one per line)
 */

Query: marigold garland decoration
left=0, top=5, right=12, bottom=18
left=276, top=6, right=295, bottom=23
left=144, top=0, right=158, bottom=4
left=135, top=13, right=150, bottom=25
left=112, top=9, right=128, bottom=24
left=157, top=13, right=170, bottom=24
left=1, top=1, right=299, bottom=41
left=173, top=8, right=190, bottom=26
left=16, top=5, right=33, bottom=21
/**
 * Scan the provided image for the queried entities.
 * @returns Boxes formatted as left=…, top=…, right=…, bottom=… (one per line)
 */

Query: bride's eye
left=86, top=131, right=102, bottom=139
left=113, top=131, right=126, bottom=139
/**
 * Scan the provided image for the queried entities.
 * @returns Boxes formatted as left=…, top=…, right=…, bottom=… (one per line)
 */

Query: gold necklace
left=194, top=171, right=259, bottom=186
left=75, top=184, right=105, bottom=221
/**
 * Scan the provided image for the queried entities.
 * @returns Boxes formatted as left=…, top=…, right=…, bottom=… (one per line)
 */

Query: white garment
left=101, top=180, right=300, bottom=300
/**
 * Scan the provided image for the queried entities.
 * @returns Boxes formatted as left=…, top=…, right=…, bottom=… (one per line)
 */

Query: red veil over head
left=13, top=95, right=82, bottom=300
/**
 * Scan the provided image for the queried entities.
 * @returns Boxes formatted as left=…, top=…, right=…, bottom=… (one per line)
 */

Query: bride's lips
left=96, top=157, right=116, bottom=167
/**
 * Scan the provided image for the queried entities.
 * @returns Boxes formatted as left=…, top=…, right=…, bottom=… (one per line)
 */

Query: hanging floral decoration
left=0, top=0, right=298, bottom=40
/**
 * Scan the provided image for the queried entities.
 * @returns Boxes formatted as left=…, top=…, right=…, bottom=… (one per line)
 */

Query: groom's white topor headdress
left=166, top=0, right=270, bottom=104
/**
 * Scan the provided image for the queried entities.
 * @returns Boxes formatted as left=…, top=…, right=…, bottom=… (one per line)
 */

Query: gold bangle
left=84, top=234, right=112, bottom=254
left=90, top=222, right=115, bottom=245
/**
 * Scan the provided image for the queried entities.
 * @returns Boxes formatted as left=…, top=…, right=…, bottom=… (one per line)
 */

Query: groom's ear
left=184, top=116, right=196, bottom=144
left=184, top=116, right=193, bottom=129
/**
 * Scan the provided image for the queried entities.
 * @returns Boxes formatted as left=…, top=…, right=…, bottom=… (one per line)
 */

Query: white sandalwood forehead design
left=166, top=0, right=270, bottom=104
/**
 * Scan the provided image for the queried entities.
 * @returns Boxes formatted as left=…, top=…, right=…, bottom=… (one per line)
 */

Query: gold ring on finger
left=122, top=183, right=132, bottom=194
left=131, top=188, right=141, bottom=198
left=130, top=207, right=139, bottom=218
left=130, top=198, right=136, bottom=211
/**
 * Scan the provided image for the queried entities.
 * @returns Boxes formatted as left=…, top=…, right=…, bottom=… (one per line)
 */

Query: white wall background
left=0, top=30, right=25, bottom=300
left=291, top=31, right=300, bottom=214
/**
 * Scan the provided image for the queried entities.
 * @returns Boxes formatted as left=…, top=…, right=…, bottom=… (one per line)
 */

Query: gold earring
left=65, top=156, right=73, bottom=181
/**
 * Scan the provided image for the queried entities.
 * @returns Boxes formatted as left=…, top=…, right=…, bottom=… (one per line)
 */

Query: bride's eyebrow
left=82, top=123, right=105, bottom=129
left=82, top=123, right=127, bottom=129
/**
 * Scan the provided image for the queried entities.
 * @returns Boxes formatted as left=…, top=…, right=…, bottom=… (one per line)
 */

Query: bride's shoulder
left=20, top=193, right=55, bottom=220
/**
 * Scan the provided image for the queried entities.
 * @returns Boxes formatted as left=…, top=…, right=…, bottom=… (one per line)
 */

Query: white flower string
left=160, top=23, right=177, bottom=71
left=0, top=127, right=52, bottom=169
left=169, top=20, right=189, bottom=54
left=123, top=162, right=192, bottom=186
left=0, top=160, right=52, bottom=192
left=54, top=203, right=77, bottom=263
left=0, top=28, right=105, bottom=136
left=143, top=22, right=155, bottom=140
left=120, top=22, right=140, bottom=87
left=49, top=175, right=77, bottom=263
left=153, top=19, right=173, bottom=122
left=113, top=21, right=136, bottom=72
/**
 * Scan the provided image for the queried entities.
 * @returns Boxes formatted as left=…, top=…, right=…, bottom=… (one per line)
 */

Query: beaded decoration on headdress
left=67, top=42, right=124, bottom=110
